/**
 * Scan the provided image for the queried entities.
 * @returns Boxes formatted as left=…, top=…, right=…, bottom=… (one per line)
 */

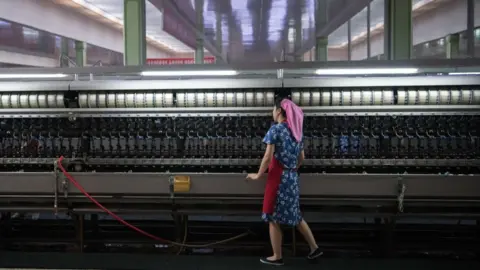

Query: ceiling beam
left=295, top=0, right=372, bottom=57
left=149, top=0, right=226, bottom=63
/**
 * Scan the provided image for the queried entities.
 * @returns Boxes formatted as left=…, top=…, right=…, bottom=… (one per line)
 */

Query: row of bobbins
left=78, top=92, right=174, bottom=108
left=292, top=90, right=394, bottom=106
left=397, top=89, right=480, bottom=105
left=176, top=91, right=275, bottom=107
left=0, top=93, right=65, bottom=108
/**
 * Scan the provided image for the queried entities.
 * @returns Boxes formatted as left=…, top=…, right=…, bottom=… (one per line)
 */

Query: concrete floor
left=0, top=252, right=479, bottom=270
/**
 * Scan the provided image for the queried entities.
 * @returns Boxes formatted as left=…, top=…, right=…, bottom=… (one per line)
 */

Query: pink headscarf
left=280, top=99, right=304, bottom=142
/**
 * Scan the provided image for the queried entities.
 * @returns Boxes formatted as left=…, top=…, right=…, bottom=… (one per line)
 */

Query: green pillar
left=60, top=37, right=69, bottom=67
left=215, top=11, right=222, bottom=63
left=315, top=0, right=328, bottom=61
left=39, top=33, right=52, bottom=55
left=315, top=37, right=328, bottom=61
left=466, top=0, right=475, bottom=57
left=195, top=0, right=204, bottom=64
left=367, top=3, right=371, bottom=58
left=75, top=41, right=87, bottom=67
left=123, top=0, right=146, bottom=66
left=384, top=0, right=412, bottom=60
left=446, top=34, right=460, bottom=59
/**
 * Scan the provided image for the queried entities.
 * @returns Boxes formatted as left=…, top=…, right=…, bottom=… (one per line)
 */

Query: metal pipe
left=347, top=19, right=352, bottom=61
left=1, top=58, right=480, bottom=75
left=298, top=0, right=372, bottom=57
left=195, top=0, right=204, bottom=64
left=367, top=2, right=371, bottom=59
left=467, top=0, right=475, bottom=57
left=164, top=0, right=225, bottom=63
left=215, top=11, right=223, bottom=63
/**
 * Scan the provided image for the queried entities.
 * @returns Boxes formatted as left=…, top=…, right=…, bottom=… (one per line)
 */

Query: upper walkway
left=0, top=0, right=172, bottom=60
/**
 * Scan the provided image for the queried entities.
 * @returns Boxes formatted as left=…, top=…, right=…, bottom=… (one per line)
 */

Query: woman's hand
left=246, top=173, right=260, bottom=181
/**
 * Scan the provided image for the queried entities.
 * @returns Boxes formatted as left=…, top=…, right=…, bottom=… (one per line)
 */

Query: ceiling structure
left=329, top=0, right=454, bottom=49
left=73, top=0, right=193, bottom=52
left=57, top=0, right=451, bottom=60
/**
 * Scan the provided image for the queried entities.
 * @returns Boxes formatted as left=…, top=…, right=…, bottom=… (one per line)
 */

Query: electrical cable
left=56, top=156, right=251, bottom=248
left=175, top=218, right=188, bottom=255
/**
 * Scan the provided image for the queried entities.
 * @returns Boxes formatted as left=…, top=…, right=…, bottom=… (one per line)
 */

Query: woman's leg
left=268, top=222, right=283, bottom=260
left=296, top=219, right=318, bottom=252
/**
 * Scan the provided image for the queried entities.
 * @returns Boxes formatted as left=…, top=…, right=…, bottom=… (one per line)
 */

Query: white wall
left=0, top=48, right=57, bottom=67
left=352, top=0, right=480, bottom=60
left=0, top=0, right=172, bottom=58
left=303, top=47, right=349, bottom=61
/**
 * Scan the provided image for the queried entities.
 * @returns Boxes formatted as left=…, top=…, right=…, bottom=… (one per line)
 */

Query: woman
left=246, top=98, right=322, bottom=266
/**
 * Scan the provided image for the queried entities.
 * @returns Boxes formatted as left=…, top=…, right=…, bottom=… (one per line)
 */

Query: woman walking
left=246, top=98, right=323, bottom=266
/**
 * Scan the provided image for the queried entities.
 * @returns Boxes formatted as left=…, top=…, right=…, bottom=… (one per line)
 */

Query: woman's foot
left=307, top=248, right=323, bottom=260
left=260, top=256, right=284, bottom=266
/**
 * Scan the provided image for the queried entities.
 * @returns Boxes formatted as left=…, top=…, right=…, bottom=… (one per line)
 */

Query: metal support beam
left=74, top=214, right=84, bottom=252
left=60, top=38, right=69, bottom=67
left=467, top=0, right=475, bottom=57
left=75, top=41, right=86, bottom=67
left=298, top=0, right=371, bottom=57
left=446, top=34, right=460, bottom=59
left=195, top=0, right=204, bottom=64
left=164, top=0, right=225, bottom=63
left=123, top=0, right=146, bottom=66
left=315, top=0, right=328, bottom=61
left=367, top=3, right=371, bottom=59
left=384, top=0, right=412, bottom=60
left=347, top=19, right=352, bottom=61
left=295, top=19, right=303, bottom=62
left=39, top=32, right=52, bottom=55
left=215, top=11, right=222, bottom=63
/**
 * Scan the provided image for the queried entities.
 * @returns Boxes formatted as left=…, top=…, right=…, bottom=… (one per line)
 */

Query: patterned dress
left=261, top=122, right=303, bottom=226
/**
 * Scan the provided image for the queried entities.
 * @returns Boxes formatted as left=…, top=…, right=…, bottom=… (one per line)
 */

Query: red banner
left=147, top=57, right=216, bottom=65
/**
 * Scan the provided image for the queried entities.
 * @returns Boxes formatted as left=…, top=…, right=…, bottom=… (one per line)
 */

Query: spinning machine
left=0, top=71, right=479, bottom=254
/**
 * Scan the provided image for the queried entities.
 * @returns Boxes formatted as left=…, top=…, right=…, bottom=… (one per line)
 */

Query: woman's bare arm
left=256, top=144, right=275, bottom=177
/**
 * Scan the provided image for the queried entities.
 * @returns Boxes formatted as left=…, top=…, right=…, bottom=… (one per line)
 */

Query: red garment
left=262, top=157, right=284, bottom=214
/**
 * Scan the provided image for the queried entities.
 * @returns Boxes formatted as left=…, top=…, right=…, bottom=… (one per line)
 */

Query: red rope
left=56, top=156, right=250, bottom=248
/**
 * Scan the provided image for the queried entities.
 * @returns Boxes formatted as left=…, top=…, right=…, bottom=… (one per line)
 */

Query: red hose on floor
left=56, top=156, right=250, bottom=248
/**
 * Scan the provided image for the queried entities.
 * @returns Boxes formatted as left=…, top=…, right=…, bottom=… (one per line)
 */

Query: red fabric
left=262, top=157, right=283, bottom=214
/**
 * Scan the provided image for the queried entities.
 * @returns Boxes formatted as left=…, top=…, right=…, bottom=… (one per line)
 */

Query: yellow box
left=172, top=175, right=191, bottom=193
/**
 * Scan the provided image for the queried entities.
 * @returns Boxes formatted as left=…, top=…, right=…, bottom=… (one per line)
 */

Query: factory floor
left=0, top=252, right=479, bottom=270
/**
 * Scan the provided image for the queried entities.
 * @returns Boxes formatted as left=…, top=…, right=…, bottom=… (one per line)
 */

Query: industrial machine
left=0, top=66, right=479, bottom=256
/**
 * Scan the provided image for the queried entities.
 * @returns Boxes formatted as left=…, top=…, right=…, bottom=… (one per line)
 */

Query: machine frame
left=0, top=63, right=479, bottom=217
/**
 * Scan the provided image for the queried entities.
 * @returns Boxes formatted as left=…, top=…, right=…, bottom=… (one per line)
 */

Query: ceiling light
left=141, top=70, right=238, bottom=77
left=0, top=74, right=68, bottom=79
left=449, top=72, right=480, bottom=76
left=315, top=68, right=419, bottom=75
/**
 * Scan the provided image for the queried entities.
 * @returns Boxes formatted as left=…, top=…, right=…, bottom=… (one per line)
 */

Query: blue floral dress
left=261, top=122, right=303, bottom=226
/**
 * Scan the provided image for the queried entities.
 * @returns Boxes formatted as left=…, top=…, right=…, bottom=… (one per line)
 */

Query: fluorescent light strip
left=142, top=70, right=238, bottom=77
left=315, top=68, right=419, bottom=75
left=449, top=72, right=480, bottom=76
left=0, top=74, right=68, bottom=79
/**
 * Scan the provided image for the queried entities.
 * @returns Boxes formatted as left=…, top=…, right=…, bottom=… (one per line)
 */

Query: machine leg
left=374, top=217, right=395, bottom=257
left=0, top=212, right=12, bottom=250
left=476, top=219, right=480, bottom=259
left=89, top=214, right=100, bottom=252
left=73, top=214, right=85, bottom=252
left=382, top=218, right=395, bottom=258
left=291, top=227, right=297, bottom=256
left=373, top=218, right=382, bottom=256
left=173, top=213, right=188, bottom=254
